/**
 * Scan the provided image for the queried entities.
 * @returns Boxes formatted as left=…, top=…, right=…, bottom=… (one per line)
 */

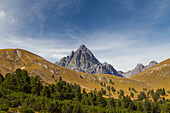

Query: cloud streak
left=0, top=0, right=170, bottom=72
left=0, top=10, right=5, bottom=18
left=0, top=35, right=74, bottom=61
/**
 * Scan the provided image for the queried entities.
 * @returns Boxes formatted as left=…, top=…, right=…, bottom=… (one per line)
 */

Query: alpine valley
left=0, top=46, right=170, bottom=113
left=0, top=45, right=170, bottom=94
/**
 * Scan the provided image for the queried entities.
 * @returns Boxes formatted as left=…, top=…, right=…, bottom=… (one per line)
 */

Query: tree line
left=0, top=69, right=169, bottom=113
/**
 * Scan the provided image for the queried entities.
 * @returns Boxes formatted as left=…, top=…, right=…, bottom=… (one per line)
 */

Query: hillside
left=0, top=49, right=151, bottom=97
left=131, top=58, right=170, bottom=90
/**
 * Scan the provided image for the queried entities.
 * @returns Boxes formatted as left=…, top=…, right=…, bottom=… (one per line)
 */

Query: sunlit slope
left=131, top=58, right=170, bottom=90
left=0, top=49, right=151, bottom=94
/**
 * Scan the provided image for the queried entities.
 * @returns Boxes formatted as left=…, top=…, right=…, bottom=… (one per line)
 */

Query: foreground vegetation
left=0, top=69, right=170, bottom=113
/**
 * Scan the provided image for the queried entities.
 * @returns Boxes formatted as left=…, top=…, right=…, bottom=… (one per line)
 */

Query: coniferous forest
left=0, top=69, right=170, bottom=113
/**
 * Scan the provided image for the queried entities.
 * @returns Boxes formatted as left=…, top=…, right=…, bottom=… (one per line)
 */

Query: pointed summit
left=149, top=60, right=158, bottom=65
left=79, top=44, right=87, bottom=49
left=56, top=45, right=121, bottom=76
left=119, top=60, right=158, bottom=78
left=77, top=44, right=92, bottom=54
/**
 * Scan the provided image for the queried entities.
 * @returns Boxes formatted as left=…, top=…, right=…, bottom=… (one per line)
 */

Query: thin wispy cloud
left=0, top=10, right=5, bottom=18
left=0, top=35, right=73, bottom=61
left=0, top=0, right=170, bottom=71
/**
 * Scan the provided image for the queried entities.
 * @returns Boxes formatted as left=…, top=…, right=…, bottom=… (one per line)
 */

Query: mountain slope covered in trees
left=0, top=69, right=169, bottom=113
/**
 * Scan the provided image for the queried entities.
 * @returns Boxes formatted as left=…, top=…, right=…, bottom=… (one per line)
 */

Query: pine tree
left=59, top=77, right=62, bottom=82
left=129, top=87, right=131, bottom=91
left=143, top=99, right=152, bottom=113
left=52, top=75, right=54, bottom=79
left=40, top=86, right=51, bottom=98
left=0, top=73, right=4, bottom=84
left=152, top=102, right=161, bottom=113
left=109, top=79, right=114, bottom=85
left=100, top=82, right=103, bottom=86
left=164, top=102, right=170, bottom=113
left=96, top=91, right=106, bottom=107
left=3, top=73, right=18, bottom=91
left=30, top=76, right=43, bottom=95
left=137, top=91, right=146, bottom=101
left=111, top=87, right=116, bottom=93
left=15, top=69, right=31, bottom=93
left=83, top=88, right=86, bottom=94
left=137, top=102, right=144, bottom=112
left=161, top=88, right=166, bottom=96
left=49, top=84, right=55, bottom=94
left=130, top=92, right=134, bottom=98
left=107, top=86, right=112, bottom=109
left=3, top=69, right=31, bottom=93
left=104, top=83, right=106, bottom=87
left=119, top=89, right=124, bottom=97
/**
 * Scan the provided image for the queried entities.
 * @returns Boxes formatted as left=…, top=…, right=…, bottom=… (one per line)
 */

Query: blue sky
left=0, top=0, right=170, bottom=71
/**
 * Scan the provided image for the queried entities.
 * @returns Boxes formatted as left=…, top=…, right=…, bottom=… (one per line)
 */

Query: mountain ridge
left=118, top=61, right=158, bottom=78
left=0, top=48, right=152, bottom=97
left=56, top=44, right=123, bottom=77
left=56, top=45, right=158, bottom=78
left=131, top=58, right=170, bottom=90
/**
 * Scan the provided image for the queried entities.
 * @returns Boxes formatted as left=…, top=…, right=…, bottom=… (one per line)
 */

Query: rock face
left=118, top=61, right=158, bottom=78
left=56, top=45, right=122, bottom=77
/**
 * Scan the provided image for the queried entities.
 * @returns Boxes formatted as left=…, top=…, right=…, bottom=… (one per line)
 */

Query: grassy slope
left=131, top=58, right=170, bottom=91
left=0, top=49, right=160, bottom=98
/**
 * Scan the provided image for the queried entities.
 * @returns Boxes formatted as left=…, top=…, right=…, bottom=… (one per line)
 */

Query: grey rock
left=119, top=61, right=158, bottom=78
left=56, top=44, right=122, bottom=77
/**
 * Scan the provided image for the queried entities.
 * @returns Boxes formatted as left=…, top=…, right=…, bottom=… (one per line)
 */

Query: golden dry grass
left=0, top=49, right=169, bottom=99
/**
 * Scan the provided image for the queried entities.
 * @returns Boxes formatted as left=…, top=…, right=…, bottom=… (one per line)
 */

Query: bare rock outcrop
left=56, top=45, right=122, bottom=77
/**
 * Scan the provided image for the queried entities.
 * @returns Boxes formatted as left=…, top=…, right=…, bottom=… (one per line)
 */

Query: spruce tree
left=100, top=82, right=103, bottom=86
left=143, top=99, right=152, bottom=113
left=30, top=76, right=43, bottom=95
left=40, top=86, right=51, bottom=98
left=83, top=88, right=86, bottom=94
left=0, top=73, right=4, bottom=84
left=3, top=73, right=17, bottom=91
left=96, top=91, right=106, bottom=107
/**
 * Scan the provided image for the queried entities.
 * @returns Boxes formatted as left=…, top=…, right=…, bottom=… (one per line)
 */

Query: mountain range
left=118, top=61, right=158, bottom=78
left=56, top=45, right=157, bottom=78
left=131, top=58, right=170, bottom=90
left=0, top=48, right=169, bottom=97
left=0, top=49, right=151, bottom=95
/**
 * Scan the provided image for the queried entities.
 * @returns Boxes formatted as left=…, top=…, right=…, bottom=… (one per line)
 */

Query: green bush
left=0, top=104, right=9, bottom=112
left=19, top=106, right=34, bottom=113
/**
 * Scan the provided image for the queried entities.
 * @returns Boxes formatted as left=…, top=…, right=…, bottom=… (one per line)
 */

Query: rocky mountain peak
left=78, top=44, right=87, bottom=50
left=56, top=45, right=121, bottom=77
left=149, top=61, right=158, bottom=65
left=119, top=60, right=158, bottom=78
left=135, top=63, right=145, bottom=69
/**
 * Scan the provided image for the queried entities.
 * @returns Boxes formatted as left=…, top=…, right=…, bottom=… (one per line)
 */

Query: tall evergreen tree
left=0, top=73, right=4, bottom=84
left=96, top=91, right=106, bottom=107
left=107, top=86, right=112, bottom=109
left=15, top=69, right=31, bottom=93
left=40, top=86, right=51, bottom=98
left=130, top=92, right=134, bottom=98
left=83, top=88, right=86, bottom=94
left=3, top=73, right=17, bottom=91
left=30, top=76, right=43, bottom=95
left=143, top=99, right=152, bottom=113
